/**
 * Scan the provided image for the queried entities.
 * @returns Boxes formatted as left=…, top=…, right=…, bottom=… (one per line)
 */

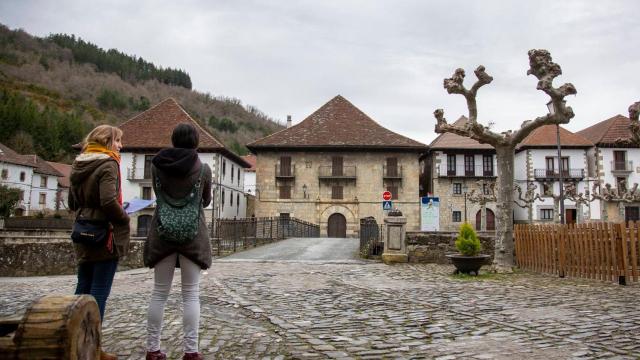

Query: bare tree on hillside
left=434, top=49, right=576, bottom=270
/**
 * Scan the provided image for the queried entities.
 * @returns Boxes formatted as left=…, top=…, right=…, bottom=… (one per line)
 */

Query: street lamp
left=462, top=183, right=469, bottom=223
left=302, top=184, right=308, bottom=199
left=547, top=100, right=565, bottom=224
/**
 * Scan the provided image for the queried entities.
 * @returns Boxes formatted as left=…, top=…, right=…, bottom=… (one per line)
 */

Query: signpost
left=382, top=200, right=393, bottom=210
left=382, top=191, right=392, bottom=201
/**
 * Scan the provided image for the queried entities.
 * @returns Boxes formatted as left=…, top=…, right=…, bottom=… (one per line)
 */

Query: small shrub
left=455, top=222, right=481, bottom=256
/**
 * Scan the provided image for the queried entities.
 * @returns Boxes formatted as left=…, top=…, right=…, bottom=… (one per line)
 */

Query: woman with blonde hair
left=69, top=125, right=130, bottom=360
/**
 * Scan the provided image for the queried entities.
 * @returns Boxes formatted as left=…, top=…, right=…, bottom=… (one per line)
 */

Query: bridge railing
left=359, top=218, right=385, bottom=259
left=212, top=216, right=320, bottom=257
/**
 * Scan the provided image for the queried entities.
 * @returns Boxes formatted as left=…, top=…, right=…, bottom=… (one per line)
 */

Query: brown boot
left=182, top=352, right=203, bottom=360
left=146, top=350, right=167, bottom=360
left=100, top=350, right=118, bottom=360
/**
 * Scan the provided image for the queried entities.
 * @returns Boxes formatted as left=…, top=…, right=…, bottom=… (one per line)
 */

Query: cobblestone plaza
left=1, top=255, right=638, bottom=359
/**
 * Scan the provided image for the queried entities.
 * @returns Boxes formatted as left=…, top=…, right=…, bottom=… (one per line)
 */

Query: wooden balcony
left=534, top=168, right=585, bottom=181
left=275, top=164, right=295, bottom=179
left=318, top=165, right=357, bottom=180
left=438, top=164, right=495, bottom=178
left=383, top=165, right=402, bottom=180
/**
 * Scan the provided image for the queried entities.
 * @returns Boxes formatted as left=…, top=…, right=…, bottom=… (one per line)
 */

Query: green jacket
left=69, top=153, right=130, bottom=263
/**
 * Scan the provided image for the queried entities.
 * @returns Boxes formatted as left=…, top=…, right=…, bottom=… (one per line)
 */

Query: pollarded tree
left=434, top=49, right=576, bottom=270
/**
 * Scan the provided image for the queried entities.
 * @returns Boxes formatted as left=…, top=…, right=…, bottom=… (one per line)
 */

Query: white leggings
left=146, top=253, right=201, bottom=353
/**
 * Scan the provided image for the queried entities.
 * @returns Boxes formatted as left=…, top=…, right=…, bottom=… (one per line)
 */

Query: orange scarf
left=83, top=142, right=122, bottom=253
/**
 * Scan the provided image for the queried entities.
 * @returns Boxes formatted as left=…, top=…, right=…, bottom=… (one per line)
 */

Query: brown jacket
left=144, top=155, right=212, bottom=269
left=69, top=153, right=130, bottom=263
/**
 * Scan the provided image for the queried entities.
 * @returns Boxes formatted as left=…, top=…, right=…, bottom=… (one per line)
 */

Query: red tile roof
left=576, top=114, right=637, bottom=147
left=0, top=143, right=63, bottom=177
left=118, top=98, right=250, bottom=167
left=241, top=154, right=256, bottom=172
left=429, top=116, right=495, bottom=150
left=47, top=161, right=72, bottom=188
left=517, top=124, right=593, bottom=149
left=247, top=95, right=426, bottom=151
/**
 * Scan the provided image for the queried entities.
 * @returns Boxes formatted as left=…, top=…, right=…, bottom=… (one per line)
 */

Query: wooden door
left=280, top=156, right=291, bottom=176
left=626, top=206, right=640, bottom=222
left=475, top=210, right=482, bottom=231
left=486, top=209, right=495, bottom=231
left=332, top=156, right=343, bottom=176
left=327, top=213, right=347, bottom=238
left=565, top=209, right=576, bottom=224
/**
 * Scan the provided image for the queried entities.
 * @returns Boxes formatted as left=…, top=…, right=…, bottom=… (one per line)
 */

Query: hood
left=70, top=153, right=114, bottom=185
left=152, top=148, right=199, bottom=176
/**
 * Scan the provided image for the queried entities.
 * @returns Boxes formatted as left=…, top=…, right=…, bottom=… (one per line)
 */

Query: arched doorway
left=137, top=215, right=152, bottom=237
left=327, top=213, right=347, bottom=238
left=475, top=209, right=496, bottom=231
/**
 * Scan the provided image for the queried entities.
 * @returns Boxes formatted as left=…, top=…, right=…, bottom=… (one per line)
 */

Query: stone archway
left=475, top=208, right=496, bottom=231
left=319, top=205, right=356, bottom=237
left=327, top=213, right=347, bottom=237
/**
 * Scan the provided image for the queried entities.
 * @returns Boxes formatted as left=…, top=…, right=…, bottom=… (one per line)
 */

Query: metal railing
left=533, top=168, right=585, bottom=180
left=318, top=165, right=357, bottom=179
left=610, top=160, right=633, bottom=172
left=438, top=164, right=495, bottom=177
left=275, top=164, right=295, bottom=178
left=359, top=218, right=385, bottom=258
left=127, top=167, right=152, bottom=180
left=212, top=216, right=320, bottom=256
left=383, top=165, right=402, bottom=179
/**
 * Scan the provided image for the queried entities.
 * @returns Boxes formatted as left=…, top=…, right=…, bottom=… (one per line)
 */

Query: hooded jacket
left=143, top=148, right=212, bottom=269
left=69, top=153, right=131, bottom=263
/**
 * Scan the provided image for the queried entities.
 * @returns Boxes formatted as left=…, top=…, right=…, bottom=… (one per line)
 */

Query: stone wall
left=406, top=231, right=495, bottom=264
left=0, top=230, right=147, bottom=276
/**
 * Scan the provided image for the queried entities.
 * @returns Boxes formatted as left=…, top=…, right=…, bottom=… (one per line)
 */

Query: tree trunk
left=494, top=145, right=515, bottom=269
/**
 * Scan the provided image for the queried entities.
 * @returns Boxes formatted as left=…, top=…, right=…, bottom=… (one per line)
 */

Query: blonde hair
left=82, top=125, right=123, bottom=151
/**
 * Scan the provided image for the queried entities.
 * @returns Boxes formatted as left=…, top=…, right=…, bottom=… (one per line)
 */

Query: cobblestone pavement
left=1, top=260, right=639, bottom=359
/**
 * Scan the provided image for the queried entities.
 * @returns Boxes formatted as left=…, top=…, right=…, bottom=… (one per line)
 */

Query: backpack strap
left=153, top=164, right=206, bottom=206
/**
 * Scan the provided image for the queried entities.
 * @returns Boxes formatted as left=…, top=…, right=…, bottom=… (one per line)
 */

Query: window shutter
left=332, top=186, right=343, bottom=199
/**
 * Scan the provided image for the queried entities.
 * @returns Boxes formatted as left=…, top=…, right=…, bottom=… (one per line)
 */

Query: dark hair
left=171, top=123, right=199, bottom=149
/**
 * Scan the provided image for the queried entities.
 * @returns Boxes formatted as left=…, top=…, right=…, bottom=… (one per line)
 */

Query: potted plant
left=446, top=223, right=490, bottom=275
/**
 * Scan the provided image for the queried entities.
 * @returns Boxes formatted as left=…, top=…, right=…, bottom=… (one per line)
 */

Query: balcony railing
left=275, top=164, right=295, bottom=179
left=438, top=164, right=495, bottom=177
left=383, top=165, right=403, bottom=179
left=318, top=165, right=357, bottom=180
left=534, top=168, right=585, bottom=180
left=127, top=167, right=152, bottom=180
left=610, top=160, right=633, bottom=173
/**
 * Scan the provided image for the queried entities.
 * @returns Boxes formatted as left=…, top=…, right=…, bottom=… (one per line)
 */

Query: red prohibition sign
left=382, top=191, right=392, bottom=201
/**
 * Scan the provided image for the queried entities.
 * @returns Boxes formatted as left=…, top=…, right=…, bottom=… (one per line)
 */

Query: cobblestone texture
left=1, top=261, right=639, bottom=359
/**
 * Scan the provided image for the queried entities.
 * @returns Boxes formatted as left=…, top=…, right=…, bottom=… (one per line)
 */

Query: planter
left=445, top=254, right=491, bottom=275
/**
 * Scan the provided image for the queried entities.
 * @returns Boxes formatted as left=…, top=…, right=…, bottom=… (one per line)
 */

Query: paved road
left=1, top=238, right=639, bottom=359
left=221, top=237, right=360, bottom=262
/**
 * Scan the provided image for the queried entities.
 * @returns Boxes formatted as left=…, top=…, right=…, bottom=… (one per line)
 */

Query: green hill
left=0, top=24, right=283, bottom=163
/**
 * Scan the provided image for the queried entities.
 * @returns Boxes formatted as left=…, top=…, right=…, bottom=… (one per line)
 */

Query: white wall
left=0, top=162, right=34, bottom=213
left=243, top=171, right=256, bottom=195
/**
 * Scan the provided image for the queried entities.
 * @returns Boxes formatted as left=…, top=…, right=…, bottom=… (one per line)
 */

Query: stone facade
left=254, top=151, right=422, bottom=236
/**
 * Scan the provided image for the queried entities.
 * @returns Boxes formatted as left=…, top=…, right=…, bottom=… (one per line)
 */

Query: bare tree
left=434, top=50, right=576, bottom=270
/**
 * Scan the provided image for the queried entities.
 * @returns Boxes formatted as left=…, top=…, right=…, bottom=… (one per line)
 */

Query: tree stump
left=0, top=295, right=101, bottom=359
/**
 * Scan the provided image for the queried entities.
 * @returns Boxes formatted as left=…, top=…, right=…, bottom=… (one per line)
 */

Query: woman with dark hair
left=144, top=123, right=212, bottom=360
left=69, top=125, right=130, bottom=360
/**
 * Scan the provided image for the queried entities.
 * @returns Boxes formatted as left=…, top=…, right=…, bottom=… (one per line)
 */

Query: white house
left=118, top=98, right=251, bottom=236
left=242, top=154, right=256, bottom=195
left=0, top=143, right=64, bottom=215
left=514, top=125, right=597, bottom=224
left=577, top=114, right=640, bottom=222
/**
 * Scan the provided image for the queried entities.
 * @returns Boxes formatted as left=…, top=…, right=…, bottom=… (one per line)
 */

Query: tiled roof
left=576, top=114, right=635, bottom=146
left=30, top=156, right=63, bottom=177
left=517, top=124, right=593, bottom=149
left=120, top=98, right=224, bottom=150
left=241, top=154, right=256, bottom=172
left=247, top=95, right=426, bottom=151
left=429, top=117, right=495, bottom=150
left=119, top=98, right=250, bottom=168
left=0, top=143, right=62, bottom=177
left=47, top=161, right=72, bottom=187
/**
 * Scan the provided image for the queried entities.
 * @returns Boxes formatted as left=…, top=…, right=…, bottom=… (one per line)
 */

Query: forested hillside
left=0, top=24, right=282, bottom=163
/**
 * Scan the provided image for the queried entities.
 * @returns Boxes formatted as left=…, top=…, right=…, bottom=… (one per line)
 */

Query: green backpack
left=154, top=166, right=204, bottom=244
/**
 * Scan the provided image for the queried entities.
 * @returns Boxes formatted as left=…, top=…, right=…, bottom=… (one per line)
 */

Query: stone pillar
left=382, top=209, right=408, bottom=264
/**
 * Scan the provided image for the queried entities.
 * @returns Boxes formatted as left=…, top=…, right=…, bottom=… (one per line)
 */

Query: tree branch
left=434, top=109, right=503, bottom=144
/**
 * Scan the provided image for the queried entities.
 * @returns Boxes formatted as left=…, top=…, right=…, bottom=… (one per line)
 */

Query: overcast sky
left=1, top=0, right=638, bottom=145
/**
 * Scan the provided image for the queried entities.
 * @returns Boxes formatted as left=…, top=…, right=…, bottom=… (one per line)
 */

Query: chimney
left=286, top=115, right=292, bottom=128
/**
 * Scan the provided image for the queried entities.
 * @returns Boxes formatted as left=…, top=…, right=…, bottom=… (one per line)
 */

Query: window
left=387, top=185, right=398, bottom=200
left=332, top=185, right=343, bottom=199
left=40, top=176, right=48, bottom=188
left=279, top=185, right=291, bottom=199
left=447, top=154, right=456, bottom=175
left=464, top=155, right=474, bottom=176
left=332, top=156, right=343, bottom=176
left=231, top=165, right=234, bottom=182
left=20, top=172, right=25, bottom=182
left=453, top=183, right=462, bottom=195
left=236, top=194, right=240, bottom=215
left=542, top=183, right=552, bottom=196
left=614, top=151, right=627, bottom=170
left=561, top=157, right=569, bottom=176
left=386, top=157, right=398, bottom=177
left=452, top=211, right=462, bottom=222
left=237, top=168, right=241, bottom=185
left=1, top=169, right=7, bottom=179
left=39, top=193, right=46, bottom=205
left=483, top=155, right=493, bottom=176
left=18, top=190, right=24, bottom=201
left=540, top=208, right=554, bottom=220
left=231, top=191, right=234, bottom=206
left=545, top=157, right=555, bottom=175
left=222, top=160, right=226, bottom=179
left=279, top=156, right=291, bottom=176
left=144, top=155, right=153, bottom=179
left=142, top=186, right=152, bottom=200
left=222, top=189, right=225, bottom=210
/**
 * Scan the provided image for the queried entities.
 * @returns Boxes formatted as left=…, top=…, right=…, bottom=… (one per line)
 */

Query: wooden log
left=5, top=295, right=102, bottom=360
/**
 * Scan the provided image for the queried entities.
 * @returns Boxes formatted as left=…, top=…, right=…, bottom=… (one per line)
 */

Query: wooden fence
left=515, top=222, right=640, bottom=284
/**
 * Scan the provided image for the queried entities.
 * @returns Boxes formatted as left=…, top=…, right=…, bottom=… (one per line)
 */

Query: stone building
left=577, top=114, right=640, bottom=222
left=118, top=98, right=250, bottom=236
left=426, top=117, right=497, bottom=232
left=246, top=95, right=427, bottom=237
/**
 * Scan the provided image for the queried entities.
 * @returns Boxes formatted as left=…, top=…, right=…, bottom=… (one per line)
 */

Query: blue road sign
left=382, top=200, right=393, bottom=210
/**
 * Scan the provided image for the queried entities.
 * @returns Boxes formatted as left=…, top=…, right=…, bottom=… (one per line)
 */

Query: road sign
left=382, top=191, right=392, bottom=201
left=382, top=200, right=393, bottom=210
